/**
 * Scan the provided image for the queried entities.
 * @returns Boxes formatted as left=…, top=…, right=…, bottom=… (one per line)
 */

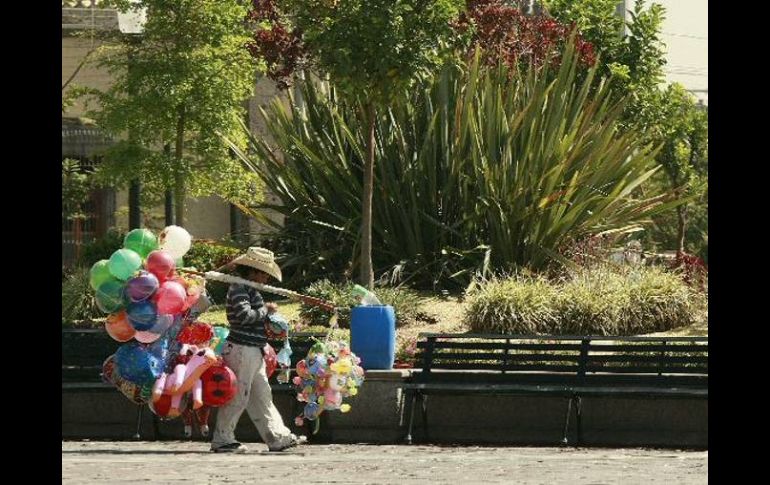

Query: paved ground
left=62, top=441, right=707, bottom=484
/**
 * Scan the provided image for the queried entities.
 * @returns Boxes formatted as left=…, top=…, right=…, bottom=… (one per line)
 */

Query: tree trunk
left=174, top=106, right=187, bottom=227
left=360, top=103, right=376, bottom=289
left=163, top=144, right=174, bottom=225
left=676, top=204, right=688, bottom=257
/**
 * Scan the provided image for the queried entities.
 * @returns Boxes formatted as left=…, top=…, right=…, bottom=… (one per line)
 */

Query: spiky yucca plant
left=229, top=41, right=678, bottom=288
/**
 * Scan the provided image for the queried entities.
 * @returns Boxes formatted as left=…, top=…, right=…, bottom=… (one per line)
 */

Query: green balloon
left=212, top=327, right=230, bottom=355
left=108, top=249, right=143, bottom=281
left=95, top=279, right=126, bottom=314
left=174, top=257, right=184, bottom=268
left=89, top=260, right=114, bottom=290
left=123, top=229, right=158, bottom=259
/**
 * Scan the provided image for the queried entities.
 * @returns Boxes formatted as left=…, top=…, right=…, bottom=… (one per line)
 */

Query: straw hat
left=231, top=247, right=283, bottom=282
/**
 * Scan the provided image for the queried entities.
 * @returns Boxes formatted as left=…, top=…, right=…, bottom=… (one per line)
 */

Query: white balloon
left=159, top=225, right=192, bottom=259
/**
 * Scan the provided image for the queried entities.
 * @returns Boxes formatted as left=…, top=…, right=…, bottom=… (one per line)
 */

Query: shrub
left=300, top=280, right=422, bottom=328
left=62, top=267, right=103, bottom=326
left=78, top=229, right=124, bottom=268
left=466, top=276, right=560, bottom=334
left=184, top=241, right=242, bottom=304
left=465, top=266, right=697, bottom=335
left=234, top=41, right=673, bottom=289
left=620, top=266, right=696, bottom=334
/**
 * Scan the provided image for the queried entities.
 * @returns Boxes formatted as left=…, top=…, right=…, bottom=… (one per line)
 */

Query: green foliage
left=286, top=0, right=463, bottom=104
left=184, top=241, right=242, bottom=271
left=78, top=229, right=125, bottom=268
left=466, top=265, right=698, bottom=335
left=300, top=279, right=422, bottom=328
left=91, top=0, right=263, bottom=218
left=640, top=85, right=708, bottom=257
left=545, top=0, right=707, bottom=259
left=544, top=0, right=666, bottom=113
left=183, top=241, right=243, bottom=304
left=283, top=0, right=465, bottom=288
left=466, top=275, right=561, bottom=333
left=232, top=42, right=677, bottom=288
left=62, top=267, right=103, bottom=325
left=62, top=158, right=92, bottom=221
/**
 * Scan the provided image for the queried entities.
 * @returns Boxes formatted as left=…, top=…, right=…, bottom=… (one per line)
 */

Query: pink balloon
left=146, top=250, right=176, bottom=282
left=135, top=331, right=161, bottom=343
left=181, top=286, right=202, bottom=312
left=155, top=281, right=187, bottom=315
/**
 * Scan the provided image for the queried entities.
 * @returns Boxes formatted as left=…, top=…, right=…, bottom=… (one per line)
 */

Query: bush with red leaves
left=247, top=1, right=306, bottom=89
left=670, top=252, right=708, bottom=292
left=454, top=0, right=596, bottom=70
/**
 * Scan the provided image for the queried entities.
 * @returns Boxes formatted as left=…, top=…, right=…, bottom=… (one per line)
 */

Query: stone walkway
left=62, top=441, right=707, bottom=484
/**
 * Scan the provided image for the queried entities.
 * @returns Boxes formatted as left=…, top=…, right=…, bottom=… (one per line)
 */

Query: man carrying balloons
left=210, top=247, right=306, bottom=453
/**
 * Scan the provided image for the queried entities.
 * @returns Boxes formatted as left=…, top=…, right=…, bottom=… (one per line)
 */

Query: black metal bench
left=62, top=328, right=325, bottom=439
left=403, top=333, right=708, bottom=445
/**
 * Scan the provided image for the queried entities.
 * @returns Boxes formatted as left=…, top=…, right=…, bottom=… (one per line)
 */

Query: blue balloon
left=114, top=342, right=163, bottom=385
left=149, top=313, right=174, bottom=335
left=127, top=301, right=158, bottom=331
left=303, top=402, right=319, bottom=420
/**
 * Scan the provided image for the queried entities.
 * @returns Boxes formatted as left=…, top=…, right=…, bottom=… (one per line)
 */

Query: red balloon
left=177, top=321, right=214, bottom=345
left=263, top=344, right=277, bottom=379
left=156, top=281, right=186, bottom=315
left=146, top=250, right=176, bottom=282
left=201, top=364, right=237, bottom=407
left=149, top=394, right=174, bottom=417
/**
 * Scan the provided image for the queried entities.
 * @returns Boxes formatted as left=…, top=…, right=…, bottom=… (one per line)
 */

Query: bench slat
left=587, top=355, right=709, bottom=364
left=585, top=365, right=707, bottom=374
left=589, top=344, right=707, bottom=353
left=418, top=352, right=581, bottom=362
left=426, top=363, right=580, bottom=372
left=417, top=341, right=584, bottom=351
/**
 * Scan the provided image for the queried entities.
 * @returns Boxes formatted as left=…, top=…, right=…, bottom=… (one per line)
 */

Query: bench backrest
left=413, top=334, right=708, bottom=385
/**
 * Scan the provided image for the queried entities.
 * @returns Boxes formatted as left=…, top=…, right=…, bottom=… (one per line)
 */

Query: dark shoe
left=211, top=442, right=248, bottom=453
left=268, top=434, right=307, bottom=452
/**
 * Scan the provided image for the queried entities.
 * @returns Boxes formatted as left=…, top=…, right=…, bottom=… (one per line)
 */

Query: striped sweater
left=225, top=283, right=268, bottom=347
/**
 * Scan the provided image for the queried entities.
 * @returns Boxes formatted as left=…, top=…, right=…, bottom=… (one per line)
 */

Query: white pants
left=211, top=342, right=293, bottom=449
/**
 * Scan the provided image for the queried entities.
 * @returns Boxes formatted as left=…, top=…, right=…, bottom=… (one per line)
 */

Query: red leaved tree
left=247, top=1, right=306, bottom=90
left=454, top=0, right=596, bottom=70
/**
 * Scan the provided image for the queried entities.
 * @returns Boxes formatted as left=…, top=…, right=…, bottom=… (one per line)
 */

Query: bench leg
left=561, top=395, right=574, bottom=445
left=133, top=406, right=143, bottom=440
left=575, top=396, right=583, bottom=447
left=152, top=414, right=161, bottom=441
left=421, top=394, right=429, bottom=442
left=405, top=390, right=418, bottom=445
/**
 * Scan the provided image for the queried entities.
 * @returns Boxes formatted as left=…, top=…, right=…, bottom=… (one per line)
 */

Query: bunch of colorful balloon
left=292, top=340, right=365, bottom=430
left=91, top=225, right=237, bottom=418
left=89, top=225, right=198, bottom=345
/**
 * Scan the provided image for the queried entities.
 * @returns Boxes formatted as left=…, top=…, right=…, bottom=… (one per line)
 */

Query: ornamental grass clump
left=466, top=276, right=560, bottom=334
left=466, top=265, right=698, bottom=335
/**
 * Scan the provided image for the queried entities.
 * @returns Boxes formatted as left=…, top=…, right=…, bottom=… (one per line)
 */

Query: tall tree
left=284, top=0, right=464, bottom=288
left=92, top=0, right=263, bottom=226
left=646, top=85, right=708, bottom=256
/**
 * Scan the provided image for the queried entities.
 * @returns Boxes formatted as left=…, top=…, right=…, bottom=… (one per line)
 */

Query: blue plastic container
left=350, top=305, right=396, bottom=370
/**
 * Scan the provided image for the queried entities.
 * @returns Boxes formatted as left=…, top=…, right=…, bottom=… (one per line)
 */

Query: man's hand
left=265, top=302, right=278, bottom=314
